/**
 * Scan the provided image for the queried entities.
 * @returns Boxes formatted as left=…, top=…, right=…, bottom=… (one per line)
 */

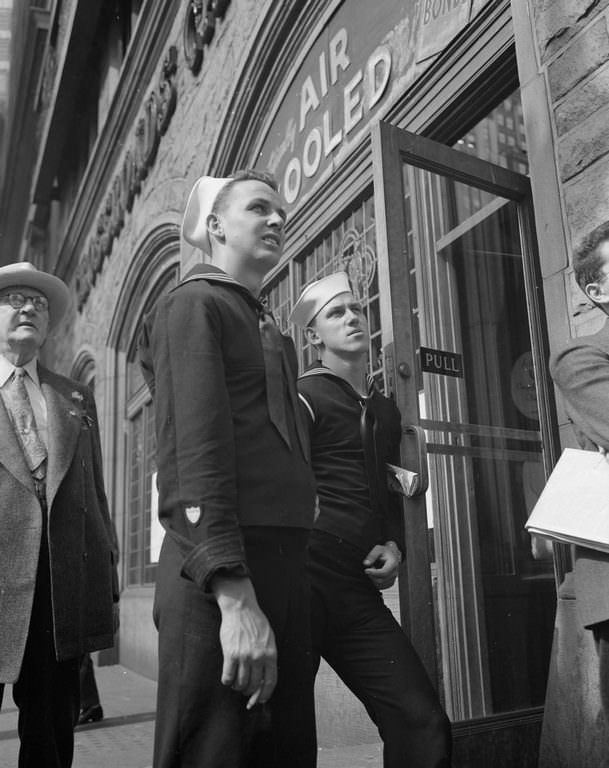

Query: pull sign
left=419, top=346, right=464, bottom=378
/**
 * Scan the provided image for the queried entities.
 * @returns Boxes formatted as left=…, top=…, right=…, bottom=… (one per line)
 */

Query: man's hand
left=363, top=541, right=402, bottom=590
left=211, top=575, right=277, bottom=709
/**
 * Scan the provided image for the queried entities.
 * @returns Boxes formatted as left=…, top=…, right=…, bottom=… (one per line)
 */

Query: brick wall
left=515, top=0, right=609, bottom=344
left=515, top=4, right=609, bottom=763
left=537, top=1, right=609, bottom=246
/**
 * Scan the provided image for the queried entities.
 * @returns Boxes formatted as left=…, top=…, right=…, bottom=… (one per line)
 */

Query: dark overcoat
left=550, top=321, right=609, bottom=628
left=0, top=365, right=118, bottom=683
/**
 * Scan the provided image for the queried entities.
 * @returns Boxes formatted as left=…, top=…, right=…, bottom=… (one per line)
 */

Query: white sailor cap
left=181, top=175, right=232, bottom=255
left=289, top=272, right=352, bottom=328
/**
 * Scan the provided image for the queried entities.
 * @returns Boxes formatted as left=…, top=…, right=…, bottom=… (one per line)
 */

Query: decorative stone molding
left=75, top=46, right=178, bottom=311
left=183, top=0, right=230, bottom=75
left=36, top=45, right=57, bottom=144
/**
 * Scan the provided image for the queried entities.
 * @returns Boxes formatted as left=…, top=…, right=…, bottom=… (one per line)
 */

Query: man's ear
left=304, top=326, right=322, bottom=348
left=207, top=213, right=224, bottom=239
left=585, top=281, right=608, bottom=306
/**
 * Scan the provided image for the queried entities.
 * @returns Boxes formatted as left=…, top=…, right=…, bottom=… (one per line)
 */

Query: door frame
left=371, top=119, right=559, bottom=701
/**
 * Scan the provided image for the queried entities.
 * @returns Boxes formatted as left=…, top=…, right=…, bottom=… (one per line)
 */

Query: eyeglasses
left=0, top=293, right=49, bottom=312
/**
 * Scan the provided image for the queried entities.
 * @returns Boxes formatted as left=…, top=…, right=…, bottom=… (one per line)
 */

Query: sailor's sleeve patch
left=184, top=506, right=202, bottom=525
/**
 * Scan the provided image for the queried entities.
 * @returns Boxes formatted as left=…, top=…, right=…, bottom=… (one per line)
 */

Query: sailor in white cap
left=292, top=273, right=452, bottom=768
left=288, top=271, right=353, bottom=330
left=140, top=171, right=317, bottom=768
left=0, top=262, right=118, bottom=768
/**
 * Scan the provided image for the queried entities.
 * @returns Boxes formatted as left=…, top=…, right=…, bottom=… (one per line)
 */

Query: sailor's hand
left=211, top=575, right=277, bottom=708
left=363, top=541, right=402, bottom=590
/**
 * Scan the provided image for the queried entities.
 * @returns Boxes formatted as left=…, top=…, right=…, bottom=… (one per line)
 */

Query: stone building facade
left=514, top=3, right=609, bottom=764
left=1, top=0, right=609, bottom=764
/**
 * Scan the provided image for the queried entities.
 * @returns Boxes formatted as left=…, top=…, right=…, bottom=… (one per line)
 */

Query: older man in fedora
left=0, top=262, right=118, bottom=768
left=140, top=170, right=317, bottom=767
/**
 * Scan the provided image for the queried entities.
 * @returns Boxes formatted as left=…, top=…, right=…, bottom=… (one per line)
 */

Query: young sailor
left=291, top=272, right=452, bottom=768
left=140, top=171, right=317, bottom=768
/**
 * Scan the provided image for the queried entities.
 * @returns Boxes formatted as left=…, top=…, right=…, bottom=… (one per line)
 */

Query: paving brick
left=73, top=719, right=154, bottom=768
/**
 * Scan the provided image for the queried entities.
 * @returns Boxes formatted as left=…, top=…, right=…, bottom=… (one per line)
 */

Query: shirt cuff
left=181, top=532, right=248, bottom=591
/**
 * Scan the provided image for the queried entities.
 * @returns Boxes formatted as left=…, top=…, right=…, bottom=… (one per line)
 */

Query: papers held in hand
left=525, top=448, right=609, bottom=553
left=387, top=463, right=420, bottom=498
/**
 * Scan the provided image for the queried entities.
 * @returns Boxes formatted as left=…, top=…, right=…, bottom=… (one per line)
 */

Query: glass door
left=372, top=121, right=557, bottom=723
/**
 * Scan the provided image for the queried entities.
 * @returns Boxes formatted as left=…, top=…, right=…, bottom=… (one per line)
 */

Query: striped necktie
left=4, top=367, right=47, bottom=479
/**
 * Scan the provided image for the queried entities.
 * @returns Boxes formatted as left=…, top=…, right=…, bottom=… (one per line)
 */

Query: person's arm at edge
left=550, top=340, right=609, bottom=450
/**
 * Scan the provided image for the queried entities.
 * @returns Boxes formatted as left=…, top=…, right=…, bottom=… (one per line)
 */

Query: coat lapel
left=40, top=368, right=80, bottom=508
left=0, top=394, right=34, bottom=492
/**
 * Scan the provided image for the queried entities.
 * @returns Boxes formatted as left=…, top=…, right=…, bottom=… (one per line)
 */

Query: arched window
left=124, top=268, right=178, bottom=586
left=71, top=351, right=96, bottom=392
left=107, top=223, right=180, bottom=589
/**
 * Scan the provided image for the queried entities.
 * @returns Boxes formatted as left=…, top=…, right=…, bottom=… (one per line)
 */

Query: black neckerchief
left=300, top=364, right=387, bottom=532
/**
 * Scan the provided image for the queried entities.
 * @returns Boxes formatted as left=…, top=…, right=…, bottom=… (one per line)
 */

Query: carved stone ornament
left=183, top=0, right=231, bottom=74
left=158, top=46, right=178, bottom=136
left=183, top=0, right=204, bottom=74
left=75, top=46, right=179, bottom=311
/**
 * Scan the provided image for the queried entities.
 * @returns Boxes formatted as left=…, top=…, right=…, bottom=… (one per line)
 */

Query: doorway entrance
left=372, top=120, right=557, bottom=761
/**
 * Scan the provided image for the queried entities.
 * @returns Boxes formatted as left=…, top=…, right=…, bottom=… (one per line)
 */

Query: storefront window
left=264, top=268, right=291, bottom=332
left=454, top=92, right=528, bottom=174
left=125, top=361, right=158, bottom=587
left=402, top=173, right=554, bottom=715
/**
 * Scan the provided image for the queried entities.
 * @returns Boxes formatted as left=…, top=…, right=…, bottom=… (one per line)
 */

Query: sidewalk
left=0, top=665, right=382, bottom=768
left=0, top=666, right=156, bottom=768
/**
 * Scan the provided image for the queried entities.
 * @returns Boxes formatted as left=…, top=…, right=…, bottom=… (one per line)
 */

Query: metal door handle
left=402, top=425, right=429, bottom=496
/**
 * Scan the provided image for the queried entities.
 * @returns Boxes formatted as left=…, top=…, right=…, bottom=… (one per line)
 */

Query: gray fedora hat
left=0, top=262, right=70, bottom=328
